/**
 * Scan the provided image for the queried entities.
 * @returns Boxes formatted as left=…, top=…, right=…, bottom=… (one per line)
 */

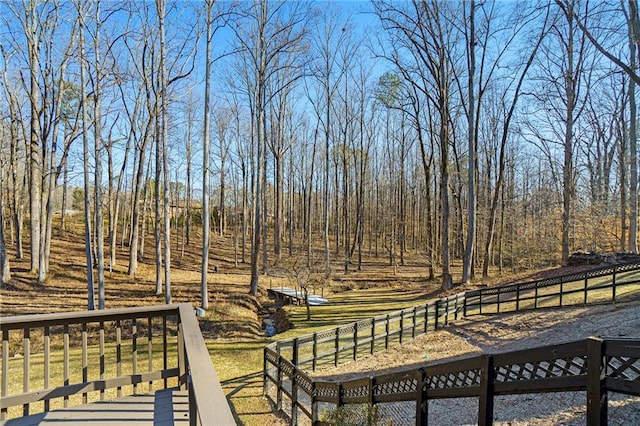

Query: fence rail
left=264, top=263, right=640, bottom=425
left=1, top=303, right=235, bottom=425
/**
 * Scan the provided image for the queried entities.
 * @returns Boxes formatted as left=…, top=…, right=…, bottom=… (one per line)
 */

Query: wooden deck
left=1, top=389, right=189, bottom=426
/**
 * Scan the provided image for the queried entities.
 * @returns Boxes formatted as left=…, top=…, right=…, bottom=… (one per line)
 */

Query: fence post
left=312, top=333, right=317, bottom=371
left=276, top=352, right=283, bottom=412
left=400, top=311, right=404, bottom=344
left=434, top=300, right=440, bottom=330
left=584, top=276, right=589, bottom=305
left=463, top=293, right=468, bottom=317
left=415, top=368, right=428, bottom=426
left=293, top=338, right=299, bottom=365
left=424, top=304, right=430, bottom=333
left=385, top=315, right=390, bottom=349
left=534, top=285, right=539, bottom=309
left=337, top=382, right=343, bottom=408
left=334, top=327, right=340, bottom=367
left=479, top=292, right=483, bottom=315
left=369, top=376, right=376, bottom=406
left=311, top=381, right=318, bottom=425
left=413, top=307, right=417, bottom=338
left=370, top=318, right=376, bottom=355
left=291, top=368, right=298, bottom=426
left=276, top=350, right=283, bottom=411
left=612, top=265, right=617, bottom=302
left=353, top=323, right=358, bottom=361
left=263, top=347, right=268, bottom=396
left=559, top=276, right=564, bottom=307
left=516, top=286, right=521, bottom=312
left=478, top=354, right=494, bottom=426
left=586, top=337, right=607, bottom=426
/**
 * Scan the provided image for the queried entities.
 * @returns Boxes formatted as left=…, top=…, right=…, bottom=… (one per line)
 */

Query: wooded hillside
left=1, top=0, right=638, bottom=310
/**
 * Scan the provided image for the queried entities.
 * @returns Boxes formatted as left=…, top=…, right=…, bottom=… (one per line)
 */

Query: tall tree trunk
left=462, top=0, right=476, bottom=285
left=201, top=0, right=213, bottom=309
left=93, top=2, right=105, bottom=309
left=26, top=3, right=42, bottom=275
left=628, top=0, right=639, bottom=252
left=78, top=5, right=95, bottom=310
left=158, top=0, right=171, bottom=304
left=0, top=184, right=10, bottom=285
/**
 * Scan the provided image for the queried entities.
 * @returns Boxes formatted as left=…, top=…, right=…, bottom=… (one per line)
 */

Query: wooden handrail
left=0, top=304, right=180, bottom=329
left=177, top=304, right=235, bottom=425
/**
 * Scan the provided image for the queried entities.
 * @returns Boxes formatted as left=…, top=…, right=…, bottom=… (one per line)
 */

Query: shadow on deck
left=2, top=389, right=188, bottom=426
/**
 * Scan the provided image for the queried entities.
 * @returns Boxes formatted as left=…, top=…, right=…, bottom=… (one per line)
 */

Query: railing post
left=586, top=337, right=607, bottom=426
left=189, top=377, right=197, bottom=426
left=177, top=322, right=186, bottom=391
left=415, top=367, right=428, bottom=426
left=23, top=328, right=30, bottom=416
left=478, top=354, right=494, bottom=426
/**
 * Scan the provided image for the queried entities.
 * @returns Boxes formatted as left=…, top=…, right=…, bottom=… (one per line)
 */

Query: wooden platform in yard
left=1, top=389, right=189, bottom=426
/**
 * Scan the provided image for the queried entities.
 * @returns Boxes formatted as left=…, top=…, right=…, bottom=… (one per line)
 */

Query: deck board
left=1, top=389, right=189, bottom=426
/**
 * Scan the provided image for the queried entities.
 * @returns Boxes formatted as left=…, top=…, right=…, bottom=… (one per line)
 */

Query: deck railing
left=264, top=263, right=640, bottom=425
left=0, top=303, right=235, bottom=425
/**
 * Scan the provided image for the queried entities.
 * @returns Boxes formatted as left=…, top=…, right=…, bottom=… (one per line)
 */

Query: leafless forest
left=1, top=0, right=638, bottom=309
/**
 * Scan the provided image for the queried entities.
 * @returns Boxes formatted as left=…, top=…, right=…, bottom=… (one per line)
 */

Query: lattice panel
left=427, top=368, right=481, bottom=390
left=343, top=385, right=369, bottom=400
left=495, top=356, right=586, bottom=383
left=341, top=325, right=355, bottom=334
left=317, top=329, right=336, bottom=341
left=296, top=374, right=313, bottom=394
left=315, top=384, right=338, bottom=399
left=606, top=356, right=640, bottom=382
left=357, top=320, right=372, bottom=330
left=373, top=378, right=418, bottom=397
left=265, top=350, right=278, bottom=365
left=279, top=360, right=295, bottom=377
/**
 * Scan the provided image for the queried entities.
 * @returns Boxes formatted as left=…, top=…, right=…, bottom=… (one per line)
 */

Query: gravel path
left=312, top=300, right=640, bottom=425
